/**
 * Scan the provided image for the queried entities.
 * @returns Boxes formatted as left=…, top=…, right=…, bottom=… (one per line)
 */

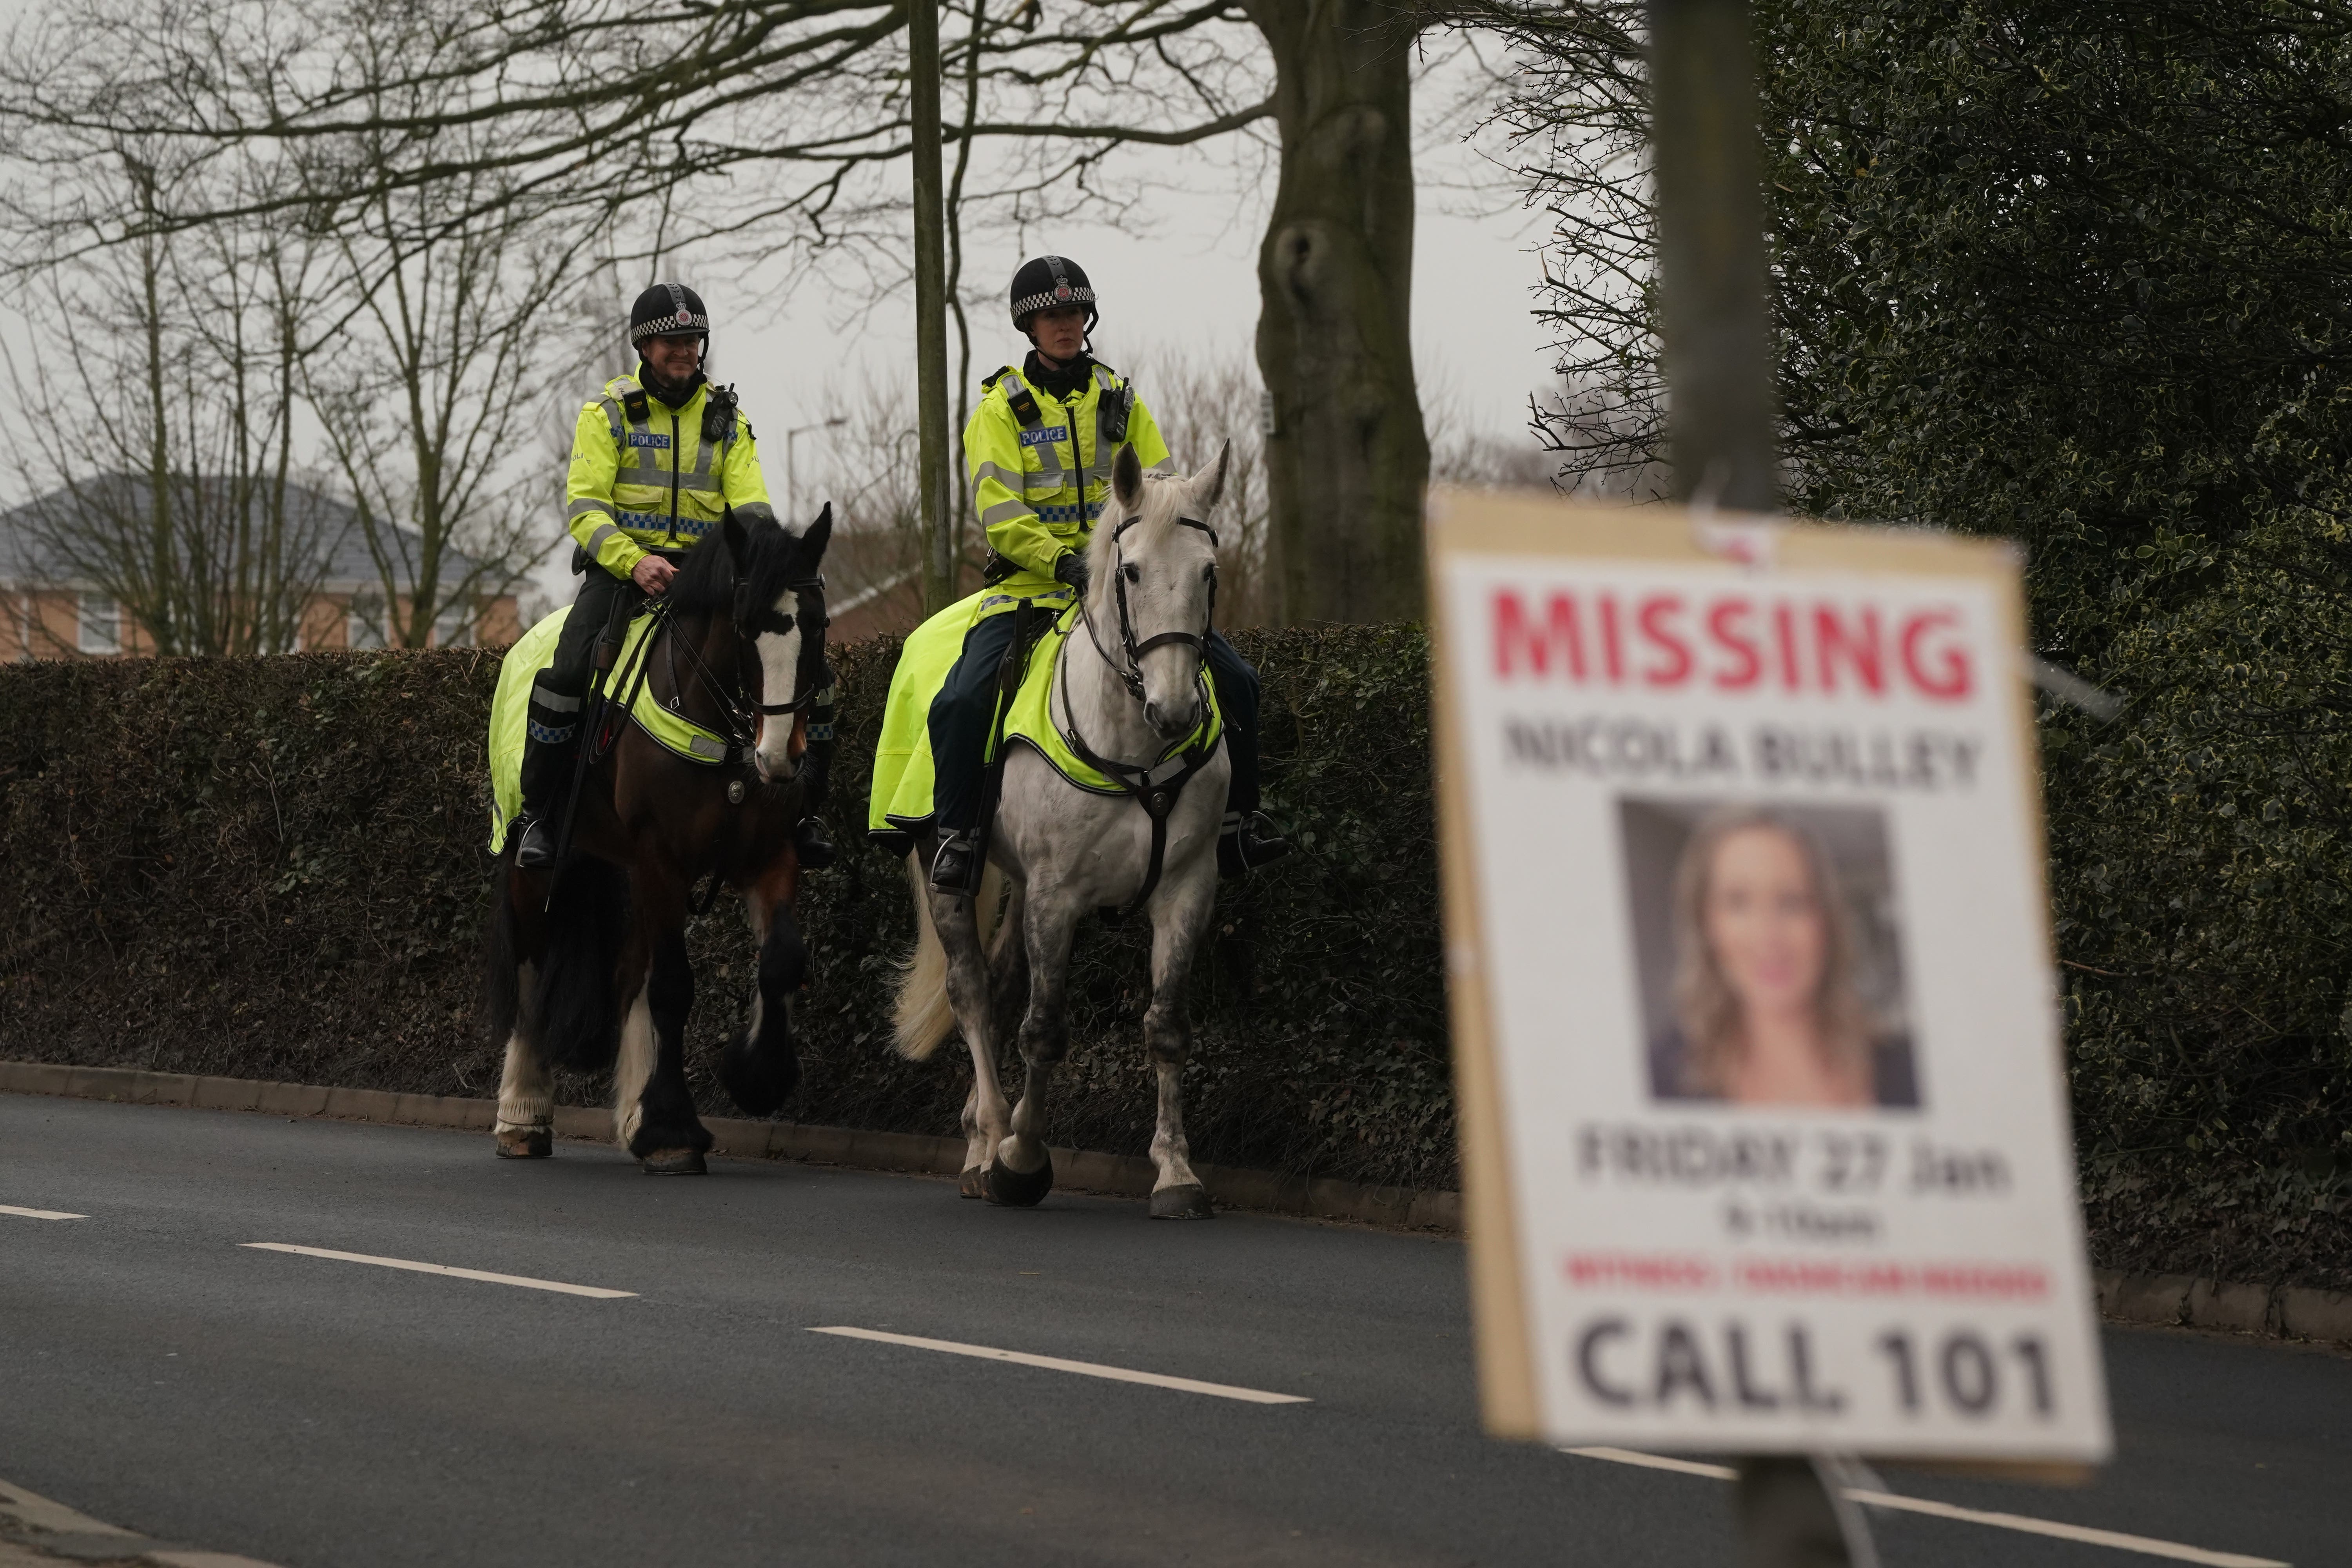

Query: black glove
left=1054, top=552, right=1091, bottom=594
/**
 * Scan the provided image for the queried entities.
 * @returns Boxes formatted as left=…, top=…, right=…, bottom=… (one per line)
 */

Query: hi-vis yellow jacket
left=964, top=360, right=1172, bottom=598
left=566, top=370, right=776, bottom=579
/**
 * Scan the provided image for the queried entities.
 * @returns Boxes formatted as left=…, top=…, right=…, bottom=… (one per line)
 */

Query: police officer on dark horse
left=925, top=254, right=1287, bottom=894
left=485, top=283, right=836, bottom=1173
left=508, top=283, right=833, bottom=871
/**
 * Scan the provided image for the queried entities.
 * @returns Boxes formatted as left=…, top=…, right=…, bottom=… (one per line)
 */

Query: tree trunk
left=1243, top=1, right=1428, bottom=626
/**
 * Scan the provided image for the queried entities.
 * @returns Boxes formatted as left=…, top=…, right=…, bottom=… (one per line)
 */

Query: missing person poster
left=1431, top=490, right=2111, bottom=1464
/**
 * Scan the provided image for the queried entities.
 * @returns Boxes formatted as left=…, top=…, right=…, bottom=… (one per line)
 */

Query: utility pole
left=1648, top=3, right=1859, bottom=1559
left=909, top=1, right=955, bottom=613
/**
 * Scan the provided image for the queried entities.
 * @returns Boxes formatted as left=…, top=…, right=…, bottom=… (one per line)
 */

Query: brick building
left=0, top=477, right=521, bottom=660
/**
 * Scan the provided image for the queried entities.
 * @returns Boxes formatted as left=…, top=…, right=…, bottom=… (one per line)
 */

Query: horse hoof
left=494, top=1128, right=552, bottom=1160
left=1149, top=1184, right=1213, bottom=1220
left=958, top=1166, right=988, bottom=1200
left=718, top=1036, right=801, bottom=1118
left=985, top=1152, right=1054, bottom=1208
left=640, top=1149, right=708, bottom=1176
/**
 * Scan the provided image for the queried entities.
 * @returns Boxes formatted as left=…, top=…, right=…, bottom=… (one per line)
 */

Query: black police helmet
left=1008, top=256, right=1097, bottom=336
left=629, top=282, right=710, bottom=347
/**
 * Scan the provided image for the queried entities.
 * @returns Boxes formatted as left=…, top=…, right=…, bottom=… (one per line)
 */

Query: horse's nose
left=1145, top=695, right=1199, bottom=737
left=752, top=737, right=795, bottom=784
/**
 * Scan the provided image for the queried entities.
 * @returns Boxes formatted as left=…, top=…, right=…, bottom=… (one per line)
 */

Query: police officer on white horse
left=926, top=255, right=1287, bottom=894
left=509, top=282, right=834, bottom=870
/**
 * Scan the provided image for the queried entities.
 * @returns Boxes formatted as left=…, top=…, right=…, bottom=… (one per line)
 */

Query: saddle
left=485, top=603, right=761, bottom=853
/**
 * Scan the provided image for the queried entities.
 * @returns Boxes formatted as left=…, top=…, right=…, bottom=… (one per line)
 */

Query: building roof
left=0, top=473, right=492, bottom=592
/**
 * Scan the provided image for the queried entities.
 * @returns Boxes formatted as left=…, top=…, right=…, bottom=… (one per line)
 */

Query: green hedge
left=0, top=628, right=1452, bottom=1192
left=4, top=627, right=2347, bottom=1287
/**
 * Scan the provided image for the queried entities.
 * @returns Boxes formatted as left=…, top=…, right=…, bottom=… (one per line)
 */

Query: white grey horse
left=892, top=442, right=1232, bottom=1218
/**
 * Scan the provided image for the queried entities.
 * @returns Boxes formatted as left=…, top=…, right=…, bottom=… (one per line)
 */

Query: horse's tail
left=532, top=856, right=632, bottom=1073
left=483, top=853, right=523, bottom=1049
left=892, top=851, right=1013, bottom=1060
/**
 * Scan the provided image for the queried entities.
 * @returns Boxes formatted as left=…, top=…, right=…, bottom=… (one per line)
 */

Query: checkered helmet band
left=1008, top=254, right=1098, bottom=329
left=628, top=281, right=711, bottom=344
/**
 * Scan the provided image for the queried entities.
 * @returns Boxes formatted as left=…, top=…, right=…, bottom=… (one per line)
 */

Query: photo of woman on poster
left=1648, top=807, right=1920, bottom=1109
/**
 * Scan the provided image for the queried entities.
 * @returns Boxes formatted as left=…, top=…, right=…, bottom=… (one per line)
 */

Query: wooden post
left=1648, top=5, right=1862, bottom=1559
left=1648, top=0, right=1777, bottom=513
left=909, top=0, right=954, bottom=613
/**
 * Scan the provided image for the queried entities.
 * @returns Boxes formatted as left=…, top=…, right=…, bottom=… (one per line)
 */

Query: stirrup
left=1219, top=810, right=1291, bottom=880
left=794, top=815, right=837, bottom=871
left=514, top=813, right=561, bottom=870
left=929, top=829, right=985, bottom=896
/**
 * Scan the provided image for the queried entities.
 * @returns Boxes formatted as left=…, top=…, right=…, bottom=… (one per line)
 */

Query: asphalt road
left=1, top=1093, right=2344, bottom=1568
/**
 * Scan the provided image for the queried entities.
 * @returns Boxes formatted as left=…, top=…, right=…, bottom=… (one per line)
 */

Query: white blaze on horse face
left=1131, top=520, right=1215, bottom=739
left=753, top=599, right=804, bottom=782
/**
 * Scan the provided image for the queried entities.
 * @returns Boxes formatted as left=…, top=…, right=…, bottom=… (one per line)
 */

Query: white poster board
left=1432, top=490, right=2110, bottom=1465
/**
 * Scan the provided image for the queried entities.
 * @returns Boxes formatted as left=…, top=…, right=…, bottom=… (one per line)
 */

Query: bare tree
left=5, top=2, right=1584, bottom=624
left=1451, top=3, right=1663, bottom=491
left=2, top=149, right=338, bottom=657
left=305, top=161, right=599, bottom=648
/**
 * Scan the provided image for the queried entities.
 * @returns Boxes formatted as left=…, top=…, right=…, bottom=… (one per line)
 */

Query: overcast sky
left=0, top=15, right=1569, bottom=604
left=686, top=43, right=1561, bottom=470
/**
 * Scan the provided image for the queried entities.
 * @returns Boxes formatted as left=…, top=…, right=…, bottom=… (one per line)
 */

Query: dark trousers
left=519, top=567, right=638, bottom=813
left=928, top=612, right=1261, bottom=833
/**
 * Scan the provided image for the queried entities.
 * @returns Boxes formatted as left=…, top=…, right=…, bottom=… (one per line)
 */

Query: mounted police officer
left=510, top=282, right=834, bottom=870
left=926, top=254, right=1288, bottom=894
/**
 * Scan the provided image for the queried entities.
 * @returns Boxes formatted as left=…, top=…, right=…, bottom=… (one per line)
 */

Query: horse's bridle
left=644, top=571, right=830, bottom=754
left=733, top=574, right=831, bottom=719
left=1055, top=508, right=1225, bottom=921
left=1074, top=510, right=1220, bottom=701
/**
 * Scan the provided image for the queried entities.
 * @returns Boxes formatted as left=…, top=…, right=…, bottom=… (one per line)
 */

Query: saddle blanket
left=485, top=603, right=742, bottom=853
left=866, top=586, right=1221, bottom=837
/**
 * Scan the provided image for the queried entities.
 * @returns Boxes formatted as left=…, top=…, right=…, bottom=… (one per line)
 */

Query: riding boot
left=1218, top=810, right=1291, bottom=879
left=930, top=828, right=985, bottom=896
left=795, top=816, right=838, bottom=870
left=793, top=712, right=837, bottom=869
left=514, top=676, right=585, bottom=869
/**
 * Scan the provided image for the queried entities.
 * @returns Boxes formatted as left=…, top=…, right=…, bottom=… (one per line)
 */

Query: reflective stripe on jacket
left=963, top=363, right=1172, bottom=596
left=565, top=370, right=776, bottom=579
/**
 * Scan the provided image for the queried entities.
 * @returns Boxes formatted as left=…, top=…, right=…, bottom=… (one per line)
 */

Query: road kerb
left=0, top=1060, right=1462, bottom=1234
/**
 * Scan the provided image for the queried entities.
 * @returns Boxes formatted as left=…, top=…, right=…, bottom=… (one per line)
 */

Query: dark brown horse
left=484, top=507, right=834, bottom=1172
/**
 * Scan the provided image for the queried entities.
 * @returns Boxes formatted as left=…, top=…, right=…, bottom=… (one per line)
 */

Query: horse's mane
left=666, top=513, right=807, bottom=619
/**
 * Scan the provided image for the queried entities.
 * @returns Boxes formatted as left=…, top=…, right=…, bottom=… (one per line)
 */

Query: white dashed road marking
left=1562, top=1447, right=2288, bottom=1567
left=0, top=1204, right=85, bottom=1221
left=239, top=1244, right=635, bottom=1299
left=810, top=1326, right=1312, bottom=1405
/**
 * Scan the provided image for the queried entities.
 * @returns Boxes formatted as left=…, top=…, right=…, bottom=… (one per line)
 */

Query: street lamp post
left=785, top=418, right=847, bottom=526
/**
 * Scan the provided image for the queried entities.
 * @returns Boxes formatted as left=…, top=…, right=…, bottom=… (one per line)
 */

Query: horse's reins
left=611, top=569, right=829, bottom=917
left=637, top=573, right=831, bottom=760
left=1055, top=509, right=1224, bottom=920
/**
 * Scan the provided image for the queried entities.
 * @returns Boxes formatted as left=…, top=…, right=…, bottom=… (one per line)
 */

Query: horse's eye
left=1202, top=563, right=1216, bottom=582
left=1122, top=563, right=1141, bottom=583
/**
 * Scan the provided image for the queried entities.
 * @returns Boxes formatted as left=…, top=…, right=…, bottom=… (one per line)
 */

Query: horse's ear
left=800, top=501, right=834, bottom=562
left=1192, top=440, right=1230, bottom=512
left=1112, top=441, right=1144, bottom=508
left=722, top=507, right=748, bottom=570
